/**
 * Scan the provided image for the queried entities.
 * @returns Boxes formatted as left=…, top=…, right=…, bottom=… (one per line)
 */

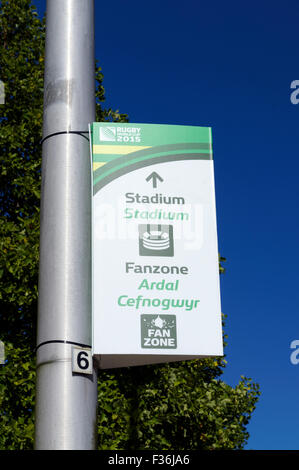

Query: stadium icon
left=138, top=224, right=174, bottom=257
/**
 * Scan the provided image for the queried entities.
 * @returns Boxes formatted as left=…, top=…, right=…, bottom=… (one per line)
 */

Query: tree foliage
left=0, top=0, right=260, bottom=450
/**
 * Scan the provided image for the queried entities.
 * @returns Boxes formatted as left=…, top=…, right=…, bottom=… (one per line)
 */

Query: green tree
left=0, top=0, right=260, bottom=450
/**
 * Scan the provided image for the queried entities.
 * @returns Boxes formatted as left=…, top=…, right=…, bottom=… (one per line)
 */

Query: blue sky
left=33, top=0, right=299, bottom=450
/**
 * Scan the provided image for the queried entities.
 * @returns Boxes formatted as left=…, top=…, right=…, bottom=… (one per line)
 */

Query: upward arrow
left=146, top=172, right=164, bottom=189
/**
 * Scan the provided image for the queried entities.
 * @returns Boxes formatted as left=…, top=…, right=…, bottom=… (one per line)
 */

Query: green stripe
left=93, top=146, right=212, bottom=186
left=93, top=148, right=212, bottom=164
left=93, top=152, right=212, bottom=195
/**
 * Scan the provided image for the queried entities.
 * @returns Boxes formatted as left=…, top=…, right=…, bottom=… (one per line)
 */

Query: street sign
left=91, top=122, right=223, bottom=368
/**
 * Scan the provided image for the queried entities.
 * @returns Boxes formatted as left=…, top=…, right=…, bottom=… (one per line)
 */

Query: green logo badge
left=141, top=314, right=177, bottom=349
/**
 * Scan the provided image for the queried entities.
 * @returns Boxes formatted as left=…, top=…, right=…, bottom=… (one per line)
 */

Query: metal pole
left=35, top=0, right=97, bottom=450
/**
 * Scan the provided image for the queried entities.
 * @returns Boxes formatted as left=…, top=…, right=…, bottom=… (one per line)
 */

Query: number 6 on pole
left=72, top=346, right=93, bottom=375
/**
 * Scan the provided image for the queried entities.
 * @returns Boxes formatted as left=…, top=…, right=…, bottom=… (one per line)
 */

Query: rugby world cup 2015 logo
left=99, top=126, right=116, bottom=142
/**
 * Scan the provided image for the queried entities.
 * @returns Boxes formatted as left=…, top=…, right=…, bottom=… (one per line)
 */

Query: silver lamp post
left=35, top=0, right=97, bottom=450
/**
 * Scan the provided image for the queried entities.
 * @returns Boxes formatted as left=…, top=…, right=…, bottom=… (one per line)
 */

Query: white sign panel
left=91, top=123, right=223, bottom=368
